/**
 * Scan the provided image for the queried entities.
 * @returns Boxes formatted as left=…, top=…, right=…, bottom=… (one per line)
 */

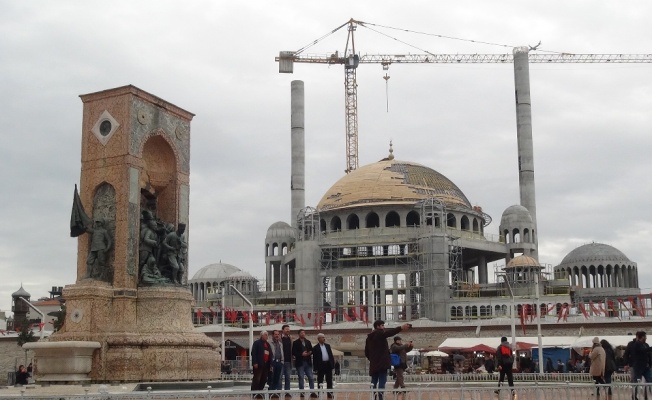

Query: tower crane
left=276, top=18, right=652, bottom=175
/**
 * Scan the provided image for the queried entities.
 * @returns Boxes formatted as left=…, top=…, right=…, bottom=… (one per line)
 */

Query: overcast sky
left=1, top=1, right=651, bottom=315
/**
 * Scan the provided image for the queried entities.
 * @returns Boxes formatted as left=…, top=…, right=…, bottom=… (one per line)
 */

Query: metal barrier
left=2, top=382, right=651, bottom=400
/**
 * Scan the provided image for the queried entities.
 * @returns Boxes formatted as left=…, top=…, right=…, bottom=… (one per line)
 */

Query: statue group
left=139, top=211, right=187, bottom=286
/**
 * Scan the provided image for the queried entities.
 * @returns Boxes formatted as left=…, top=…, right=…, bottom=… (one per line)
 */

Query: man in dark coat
left=495, top=336, right=514, bottom=394
left=365, top=320, right=411, bottom=400
left=312, top=333, right=335, bottom=398
left=292, top=329, right=316, bottom=398
left=251, top=331, right=272, bottom=396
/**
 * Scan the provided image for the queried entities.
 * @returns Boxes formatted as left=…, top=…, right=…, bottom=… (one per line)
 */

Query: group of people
left=250, top=325, right=338, bottom=399
left=250, top=320, right=413, bottom=400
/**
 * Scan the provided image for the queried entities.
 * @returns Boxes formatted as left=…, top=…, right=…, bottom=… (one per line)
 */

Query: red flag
left=628, top=297, right=641, bottom=315
left=351, top=307, right=359, bottom=321
left=208, top=306, right=217, bottom=318
left=563, top=304, right=569, bottom=321
left=589, top=301, right=600, bottom=315
left=313, top=315, right=319, bottom=329
left=318, top=312, right=324, bottom=330
left=196, top=309, right=204, bottom=321
left=251, top=312, right=258, bottom=324
left=547, top=303, right=556, bottom=314
left=342, top=309, right=352, bottom=322
left=276, top=313, right=283, bottom=323
left=307, top=313, right=312, bottom=320
left=242, top=311, right=250, bottom=322
left=519, top=305, right=526, bottom=334
left=0, top=329, right=5, bottom=336
left=557, top=305, right=564, bottom=322
left=300, top=313, right=306, bottom=326
left=637, top=295, right=647, bottom=316
left=329, top=310, right=337, bottom=321
left=578, top=303, right=589, bottom=319
left=598, top=302, right=606, bottom=315
left=361, top=305, right=369, bottom=326
left=227, top=309, right=238, bottom=323
left=264, top=313, right=271, bottom=325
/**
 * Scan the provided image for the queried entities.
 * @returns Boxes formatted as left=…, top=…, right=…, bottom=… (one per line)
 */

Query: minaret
left=513, top=47, right=539, bottom=259
left=290, top=80, right=305, bottom=228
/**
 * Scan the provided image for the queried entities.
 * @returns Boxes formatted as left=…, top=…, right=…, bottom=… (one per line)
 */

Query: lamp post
left=221, top=286, right=225, bottom=362
left=229, top=284, right=253, bottom=371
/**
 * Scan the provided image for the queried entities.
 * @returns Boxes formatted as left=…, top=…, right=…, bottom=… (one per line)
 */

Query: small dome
left=266, top=221, right=296, bottom=240
left=559, top=242, right=631, bottom=267
left=190, top=263, right=242, bottom=282
left=506, top=255, right=540, bottom=268
left=12, top=284, right=30, bottom=298
left=317, top=158, right=471, bottom=211
left=227, top=270, right=256, bottom=281
left=500, top=205, right=533, bottom=226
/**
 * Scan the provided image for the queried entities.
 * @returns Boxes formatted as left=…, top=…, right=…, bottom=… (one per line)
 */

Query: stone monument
left=31, top=85, right=220, bottom=383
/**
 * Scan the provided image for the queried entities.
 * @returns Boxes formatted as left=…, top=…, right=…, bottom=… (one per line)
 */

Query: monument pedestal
left=47, top=282, right=219, bottom=382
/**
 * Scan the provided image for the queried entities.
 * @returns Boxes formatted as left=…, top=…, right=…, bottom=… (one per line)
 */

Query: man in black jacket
left=312, top=333, right=335, bottom=398
left=365, top=320, right=411, bottom=400
left=292, top=329, right=316, bottom=398
left=281, top=324, right=293, bottom=394
left=251, top=331, right=271, bottom=396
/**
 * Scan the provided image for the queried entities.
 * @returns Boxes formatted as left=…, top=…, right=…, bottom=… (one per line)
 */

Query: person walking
left=630, top=331, right=652, bottom=400
left=390, top=336, right=413, bottom=392
left=601, top=339, right=617, bottom=400
left=312, top=333, right=335, bottom=399
left=624, top=333, right=640, bottom=400
left=365, top=320, right=411, bottom=400
left=495, top=336, right=514, bottom=395
left=281, top=324, right=293, bottom=397
left=268, top=330, right=285, bottom=397
left=251, top=331, right=272, bottom=397
left=589, top=337, right=606, bottom=397
left=292, top=329, right=316, bottom=398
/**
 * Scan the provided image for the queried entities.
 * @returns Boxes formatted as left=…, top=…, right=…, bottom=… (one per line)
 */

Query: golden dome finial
left=388, top=140, right=394, bottom=160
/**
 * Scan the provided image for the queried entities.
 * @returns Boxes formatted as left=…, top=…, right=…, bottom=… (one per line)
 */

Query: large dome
left=190, top=262, right=242, bottom=282
left=558, top=242, right=631, bottom=267
left=500, top=205, right=533, bottom=226
left=317, top=158, right=471, bottom=211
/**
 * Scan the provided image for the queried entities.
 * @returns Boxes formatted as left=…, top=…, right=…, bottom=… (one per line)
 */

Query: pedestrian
left=624, top=333, right=640, bottom=400
left=281, top=324, right=293, bottom=397
left=601, top=339, right=617, bottom=399
left=485, top=355, right=495, bottom=374
left=556, top=359, right=564, bottom=373
left=312, top=333, right=335, bottom=399
left=292, top=329, right=316, bottom=398
left=251, top=331, right=272, bottom=397
left=545, top=357, right=554, bottom=373
left=630, top=331, right=652, bottom=400
left=364, top=320, right=411, bottom=400
left=390, top=336, right=413, bottom=392
left=589, top=337, right=606, bottom=396
left=15, top=365, right=28, bottom=386
left=495, top=336, right=514, bottom=395
left=334, top=360, right=341, bottom=376
left=268, top=330, right=285, bottom=397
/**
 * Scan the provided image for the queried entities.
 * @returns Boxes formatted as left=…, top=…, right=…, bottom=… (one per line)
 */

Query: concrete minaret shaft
left=513, top=47, right=539, bottom=259
left=291, top=80, right=305, bottom=228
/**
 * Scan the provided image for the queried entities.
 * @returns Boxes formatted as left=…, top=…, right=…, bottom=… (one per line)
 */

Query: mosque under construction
left=188, top=74, right=642, bottom=326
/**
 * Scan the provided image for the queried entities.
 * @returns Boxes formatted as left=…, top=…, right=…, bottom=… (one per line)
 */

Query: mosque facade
left=189, top=80, right=642, bottom=326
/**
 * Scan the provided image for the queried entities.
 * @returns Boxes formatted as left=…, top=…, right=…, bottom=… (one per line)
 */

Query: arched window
left=266, top=243, right=270, bottom=256
left=320, top=219, right=327, bottom=233
left=406, top=211, right=420, bottom=227
left=472, top=219, right=479, bottom=233
left=512, top=228, right=520, bottom=243
left=461, top=216, right=470, bottom=231
left=447, top=213, right=456, bottom=228
left=347, top=214, right=359, bottom=230
left=273, top=243, right=279, bottom=256
left=385, top=211, right=400, bottom=227
left=330, top=216, right=341, bottom=232
left=503, top=229, right=510, bottom=244
left=282, top=243, right=288, bottom=255
left=365, top=212, right=379, bottom=228
left=523, top=228, right=530, bottom=243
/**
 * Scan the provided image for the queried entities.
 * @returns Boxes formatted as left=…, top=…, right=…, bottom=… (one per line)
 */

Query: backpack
left=500, top=345, right=514, bottom=364
left=390, top=353, right=401, bottom=367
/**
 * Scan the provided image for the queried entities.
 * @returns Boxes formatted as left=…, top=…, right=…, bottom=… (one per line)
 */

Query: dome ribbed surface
left=266, top=221, right=296, bottom=239
left=317, top=159, right=471, bottom=211
left=559, top=243, right=630, bottom=266
left=190, top=263, right=242, bottom=282
left=500, top=205, right=533, bottom=225
left=506, top=255, right=540, bottom=268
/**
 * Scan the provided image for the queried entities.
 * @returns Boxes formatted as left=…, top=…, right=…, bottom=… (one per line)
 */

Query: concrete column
left=478, top=255, right=488, bottom=284
left=291, top=81, right=305, bottom=229
left=392, top=274, right=399, bottom=321
left=513, top=47, right=539, bottom=260
left=354, top=275, right=361, bottom=308
left=266, top=261, right=271, bottom=291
